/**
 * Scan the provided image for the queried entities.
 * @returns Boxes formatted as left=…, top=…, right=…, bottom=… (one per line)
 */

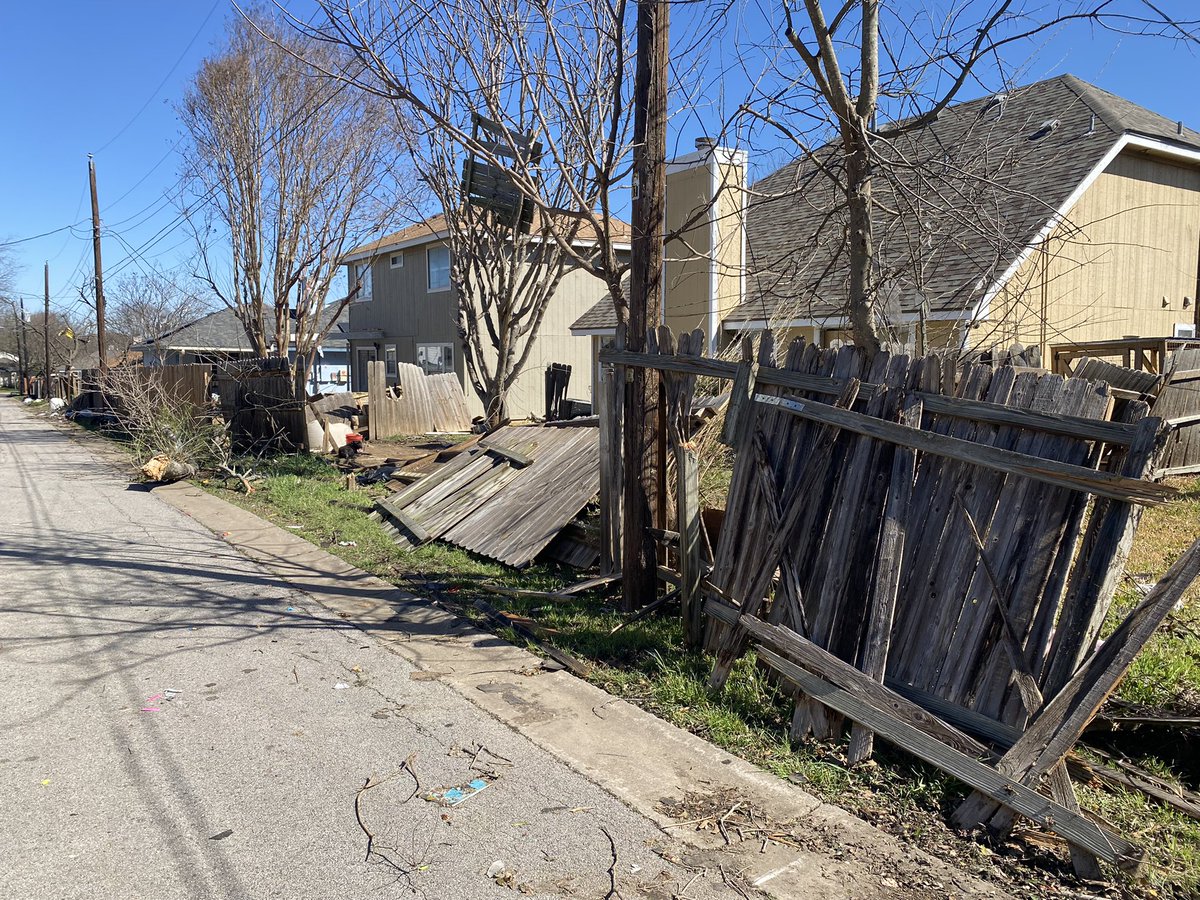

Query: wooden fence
left=1064, top=349, right=1200, bottom=476
left=366, top=360, right=472, bottom=438
left=212, top=358, right=305, bottom=453
left=600, top=328, right=1194, bottom=876
left=68, top=364, right=212, bottom=412
left=1050, top=336, right=1200, bottom=376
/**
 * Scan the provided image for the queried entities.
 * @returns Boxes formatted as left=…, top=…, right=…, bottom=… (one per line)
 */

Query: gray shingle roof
left=731, top=73, right=1200, bottom=325
left=133, top=306, right=348, bottom=352
left=570, top=74, right=1200, bottom=334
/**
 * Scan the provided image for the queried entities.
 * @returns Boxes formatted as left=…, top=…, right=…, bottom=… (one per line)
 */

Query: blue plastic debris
left=425, top=776, right=493, bottom=807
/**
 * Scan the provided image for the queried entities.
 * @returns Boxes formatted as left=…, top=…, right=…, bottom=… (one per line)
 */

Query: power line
left=92, top=1, right=221, bottom=156
left=103, top=58, right=362, bottom=283
left=0, top=224, right=88, bottom=248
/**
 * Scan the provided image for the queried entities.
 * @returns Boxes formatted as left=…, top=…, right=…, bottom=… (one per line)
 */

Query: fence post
left=598, top=327, right=625, bottom=575
left=660, top=326, right=704, bottom=646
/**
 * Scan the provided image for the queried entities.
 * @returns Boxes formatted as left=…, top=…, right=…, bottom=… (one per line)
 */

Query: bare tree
left=362, top=0, right=637, bottom=421
left=179, top=10, right=401, bottom=391
left=0, top=249, right=24, bottom=381
left=107, top=267, right=212, bottom=358
left=281, top=0, right=637, bottom=319
left=753, top=1, right=1200, bottom=352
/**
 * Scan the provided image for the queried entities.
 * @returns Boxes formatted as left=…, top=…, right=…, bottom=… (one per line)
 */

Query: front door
left=355, top=346, right=377, bottom=391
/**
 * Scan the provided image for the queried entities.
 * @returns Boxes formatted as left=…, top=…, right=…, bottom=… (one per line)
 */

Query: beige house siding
left=664, top=164, right=713, bottom=340
left=498, top=265, right=610, bottom=419
left=975, top=149, right=1200, bottom=357
left=715, top=159, right=746, bottom=333
left=348, top=240, right=616, bottom=424
left=663, top=153, right=747, bottom=352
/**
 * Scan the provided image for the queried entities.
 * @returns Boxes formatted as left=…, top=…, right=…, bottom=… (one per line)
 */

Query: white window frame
left=389, top=252, right=404, bottom=269
left=1174, top=323, right=1197, bottom=339
left=384, top=344, right=398, bottom=379
left=417, top=342, right=454, bottom=375
left=352, top=262, right=373, bottom=302
left=426, top=245, right=451, bottom=293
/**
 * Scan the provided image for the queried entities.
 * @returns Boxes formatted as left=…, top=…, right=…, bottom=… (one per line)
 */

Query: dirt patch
left=654, top=790, right=1127, bottom=900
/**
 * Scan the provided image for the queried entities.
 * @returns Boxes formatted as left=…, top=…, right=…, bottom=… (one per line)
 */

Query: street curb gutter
left=150, top=477, right=1007, bottom=899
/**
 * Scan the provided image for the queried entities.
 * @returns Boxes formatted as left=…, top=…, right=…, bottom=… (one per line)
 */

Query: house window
left=1175, top=323, right=1197, bottom=339
left=384, top=344, right=398, bottom=379
left=389, top=252, right=404, bottom=269
left=418, top=343, right=454, bottom=375
left=351, top=262, right=372, bottom=302
left=427, top=246, right=450, bottom=292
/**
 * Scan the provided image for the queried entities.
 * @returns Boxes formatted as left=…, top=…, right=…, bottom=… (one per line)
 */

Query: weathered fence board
left=368, top=360, right=471, bottom=438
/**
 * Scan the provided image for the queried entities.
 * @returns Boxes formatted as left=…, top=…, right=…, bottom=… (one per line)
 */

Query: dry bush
left=97, top=367, right=231, bottom=475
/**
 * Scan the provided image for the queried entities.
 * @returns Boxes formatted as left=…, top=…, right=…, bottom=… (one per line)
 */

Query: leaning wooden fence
left=600, top=330, right=1194, bottom=876
left=1066, top=349, right=1200, bottom=476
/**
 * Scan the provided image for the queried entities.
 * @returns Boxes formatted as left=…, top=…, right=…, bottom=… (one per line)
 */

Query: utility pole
left=622, top=0, right=669, bottom=610
left=43, top=262, right=51, bottom=400
left=89, top=155, right=108, bottom=372
left=17, top=298, right=28, bottom=391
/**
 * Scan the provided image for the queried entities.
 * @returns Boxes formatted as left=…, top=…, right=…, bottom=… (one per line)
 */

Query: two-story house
left=341, top=215, right=630, bottom=420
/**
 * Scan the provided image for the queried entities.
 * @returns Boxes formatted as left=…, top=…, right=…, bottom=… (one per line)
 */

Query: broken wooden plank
left=376, top=501, right=431, bottom=544
left=471, top=598, right=592, bottom=677
left=742, top=615, right=989, bottom=759
left=558, top=573, right=622, bottom=596
left=917, top=391, right=1135, bottom=446
left=848, top=396, right=921, bottom=763
left=754, top=645, right=1144, bottom=869
left=954, top=532, right=1200, bottom=832
left=753, top=392, right=1173, bottom=505
left=485, top=443, right=533, bottom=468
left=476, top=582, right=599, bottom=603
left=719, top=339, right=757, bottom=447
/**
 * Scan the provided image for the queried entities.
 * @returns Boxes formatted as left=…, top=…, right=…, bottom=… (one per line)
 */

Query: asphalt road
left=0, top=401, right=746, bottom=900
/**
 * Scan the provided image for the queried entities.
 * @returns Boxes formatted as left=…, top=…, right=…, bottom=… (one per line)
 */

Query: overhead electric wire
left=104, top=61, right=362, bottom=283
left=92, top=1, right=221, bottom=155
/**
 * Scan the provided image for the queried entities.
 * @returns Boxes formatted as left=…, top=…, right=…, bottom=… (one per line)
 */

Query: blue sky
left=1, top=1, right=1197, bottom=320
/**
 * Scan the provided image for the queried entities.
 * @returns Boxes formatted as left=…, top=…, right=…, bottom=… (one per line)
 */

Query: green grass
left=198, top=451, right=1200, bottom=898
left=1078, top=777, right=1200, bottom=896
left=1108, top=476, right=1200, bottom=714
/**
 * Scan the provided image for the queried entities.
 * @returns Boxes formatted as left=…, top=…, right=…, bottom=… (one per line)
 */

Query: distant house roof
left=570, top=73, right=1200, bottom=336
left=131, top=306, right=348, bottom=354
left=343, top=211, right=634, bottom=263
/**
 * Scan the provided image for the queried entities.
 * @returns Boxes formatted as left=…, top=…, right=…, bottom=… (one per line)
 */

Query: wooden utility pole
left=622, top=0, right=669, bottom=610
left=43, top=262, right=51, bottom=399
left=88, top=155, right=107, bottom=372
left=17, top=298, right=28, bottom=391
